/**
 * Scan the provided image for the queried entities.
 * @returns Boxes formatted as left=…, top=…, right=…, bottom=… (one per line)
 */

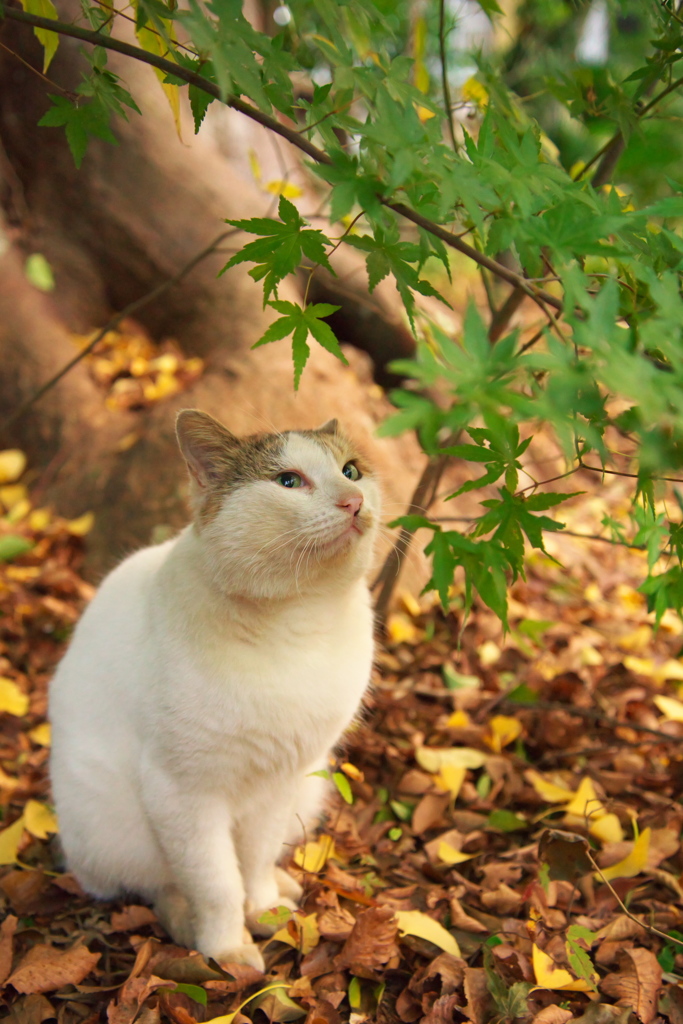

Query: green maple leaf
left=253, top=300, right=344, bottom=389
left=222, top=196, right=334, bottom=303
left=38, top=95, right=117, bottom=168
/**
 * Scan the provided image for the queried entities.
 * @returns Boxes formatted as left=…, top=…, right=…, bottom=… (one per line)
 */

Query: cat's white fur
left=49, top=413, right=379, bottom=970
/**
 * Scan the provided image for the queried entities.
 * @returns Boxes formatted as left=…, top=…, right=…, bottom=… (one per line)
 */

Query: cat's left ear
left=176, top=409, right=239, bottom=489
left=316, top=418, right=339, bottom=435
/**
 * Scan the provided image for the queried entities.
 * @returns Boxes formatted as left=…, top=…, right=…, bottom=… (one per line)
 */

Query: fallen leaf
left=386, top=613, right=419, bottom=645
left=445, top=710, right=472, bottom=727
left=532, top=944, right=596, bottom=992
left=599, top=948, right=661, bottom=1024
left=7, top=942, right=100, bottom=994
left=28, top=723, right=51, bottom=747
left=65, top=512, right=94, bottom=536
left=526, top=770, right=575, bottom=803
left=270, top=913, right=320, bottom=956
left=395, top=910, right=460, bottom=957
left=589, top=813, right=624, bottom=844
left=0, top=677, right=29, bottom=717
left=0, top=450, right=27, bottom=484
left=598, top=828, right=651, bottom=882
left=294, top=834, right=335, bottom=873
left=334, top=907, right=399, bottom=979
left=24, top=801, right=58, bottom=840
left=538, top=829, right=593, bottom=881
left=415, top=747, right=487, bottom=773
left=484, top=715, right=522, bottom=753
left=437, top=841, right=475, bottom=866
left=434, top=764, right=466, bottom=799
left=0, top=816, right=26, bottom=866
left=653, top=694, right=683, bottom=722
left=110, top=906, right=158, bottom=933
left=0, top=914, right=18, bottom=986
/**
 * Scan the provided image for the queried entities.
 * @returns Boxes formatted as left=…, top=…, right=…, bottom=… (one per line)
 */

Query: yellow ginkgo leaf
left=484, top=715, right=522, bottom=753
left=0, top=448, right=26, bottom=483
left=477, top=641, right=500, bottom=667
left=532, top=944, right=596, bottom=991
left=24, top=800, right=59, bottom=839
left=248, top=148, right=262, bottom=183
left=265, top=180, right=304, bottom=199
left=416, top=747, right=487, bottom=773
left=270, top=913, right=320, bottom=955
left=294, top=833, right=334, bottom=873
left=599, top=827, right=651, bottom=882
left=28, top=508, right=51, bottom=531
left=589, top=813, right=624, bottom=844
left=526, top=770, right=575, bottom=804
left=340, top=762, right=363, bottom=782
left=415, top=105, right=436, bottom=122
left=395, top=910, right=460, bottom=957
left=386, top=613, right=419, bottom=645
left=446, top=710, right=471, bottom=728
left=438, top=841, right=475, bottom=866
left=399, top=590, right=422, bottom=618
left=564, top=777, right=605, bottom=822
left=29, top=722, right=51, bottom=747
left=658, top=659, right=683, bottom=683
left=654, top=695, right=683, bottom=722
left=0, top=815, right=25, bottom=865
left=434, top=764, right=466, bottom=800
left=66, top=512, right=95, bottom=536
left=0, top=677, right=29, bottom=717
left=0, top=484, right=28, bottom=511
left=0, top=767, right=19, bottom=791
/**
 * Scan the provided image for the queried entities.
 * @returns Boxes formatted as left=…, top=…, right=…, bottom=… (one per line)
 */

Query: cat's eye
left=342, top=462, right=361, bottom=481
left=275, top=471, right=303, bottom=488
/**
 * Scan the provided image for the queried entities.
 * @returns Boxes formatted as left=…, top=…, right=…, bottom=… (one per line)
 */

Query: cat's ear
left=176, top=410, right=238, bottom=489
left=316, top=419, right=339, bottom=435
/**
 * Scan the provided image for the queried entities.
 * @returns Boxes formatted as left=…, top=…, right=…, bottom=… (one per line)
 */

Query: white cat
left=49, top=410, right=379, bottom=970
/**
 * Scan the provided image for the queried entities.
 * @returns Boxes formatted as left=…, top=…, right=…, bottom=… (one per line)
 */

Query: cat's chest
left=155, top=596, right=373, bottom=772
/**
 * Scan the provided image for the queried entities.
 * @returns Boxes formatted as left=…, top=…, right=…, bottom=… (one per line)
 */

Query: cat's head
left=176, top=410, right=380, bottom=599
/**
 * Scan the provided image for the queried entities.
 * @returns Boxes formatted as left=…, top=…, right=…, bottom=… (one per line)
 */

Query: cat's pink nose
left=338, top=494, right=363, bottom=517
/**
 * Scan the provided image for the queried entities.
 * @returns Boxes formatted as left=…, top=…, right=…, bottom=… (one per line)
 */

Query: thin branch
left=0, top=6, right=564, bottom=314
left=581, top=461, right=683, bottom=485
left=372, top=452, right=451, bottom=625
left=587, top=848, right=683, bottom=945
left=438, top=0, right=458, bottom=152
left=0, top=228, right=236, bottom=436
left=0, top=38, right=75, bottom=95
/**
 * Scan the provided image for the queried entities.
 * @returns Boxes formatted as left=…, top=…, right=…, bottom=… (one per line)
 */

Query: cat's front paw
left=275, top=866, right=303, bottom=903
left=217, top=942, right=265, bottom=973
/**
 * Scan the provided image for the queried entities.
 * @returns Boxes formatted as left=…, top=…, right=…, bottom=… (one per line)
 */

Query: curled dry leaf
left=599, top=948, right=662, bottom=1024
left=531, top=1007, right=574, bottom=1024
left=334, top=906, right=399, bottom=979
left=110, top=905, right=158, bottom=933
left=7, top=942, right=101, bottom=994
left=539, top=829, right=593, bottom=881
left=0, top=914, right=18, bottom=988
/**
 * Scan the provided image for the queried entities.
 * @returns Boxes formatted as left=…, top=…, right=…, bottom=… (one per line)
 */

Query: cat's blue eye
left=275, top=472, right=303, bottom=488
left=342, top=462, right=361, bottom=481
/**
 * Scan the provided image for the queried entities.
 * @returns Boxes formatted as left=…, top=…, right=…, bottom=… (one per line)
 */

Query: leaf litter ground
left=1, top=472, right=683, bottom=1024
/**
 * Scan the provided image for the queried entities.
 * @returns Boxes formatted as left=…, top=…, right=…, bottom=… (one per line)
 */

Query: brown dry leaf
left=7, top=942, right=100, bottom=994
left=110, top=905, right=158, bottom=932
left=594, top=915, right=646, bottom=942
left=539, top=829, right=593, bottom=881
left=463, top=967, right=493, bottom=1024
left=531, top=1007, right=574, bottom=1024
left=0, top=914, right=18, bottom=988
left=411, top=792, right=450, bottom=835
left=599, top=948, right=662, bottom=1024
left=4, top=993, right=56, bottom=1024
left=107, top=974, right=167, bottom=1024
left=449, top=895, right=488, bottom=933
left=334, top=906, right=399, bottom=979
left=317, top=901, right=356, bottom=942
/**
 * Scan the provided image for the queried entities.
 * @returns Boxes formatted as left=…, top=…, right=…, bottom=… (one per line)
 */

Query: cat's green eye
left=275, top=472, right=303, bottom=488
left=342, top=462, right=361, bottom=481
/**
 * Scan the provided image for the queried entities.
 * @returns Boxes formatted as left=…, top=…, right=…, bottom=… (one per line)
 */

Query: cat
left=49, top=410, right=380, bottom=971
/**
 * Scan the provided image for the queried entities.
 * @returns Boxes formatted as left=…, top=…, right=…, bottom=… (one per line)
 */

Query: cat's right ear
left=176, top=410, right=238, bottom=489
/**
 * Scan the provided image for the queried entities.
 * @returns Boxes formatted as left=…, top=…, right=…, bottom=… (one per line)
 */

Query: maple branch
left=0, top=228, right=236, bottom=436
left=372, top=452, right=451, bottom=626
left=0, top=5, right=564, bottom=314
